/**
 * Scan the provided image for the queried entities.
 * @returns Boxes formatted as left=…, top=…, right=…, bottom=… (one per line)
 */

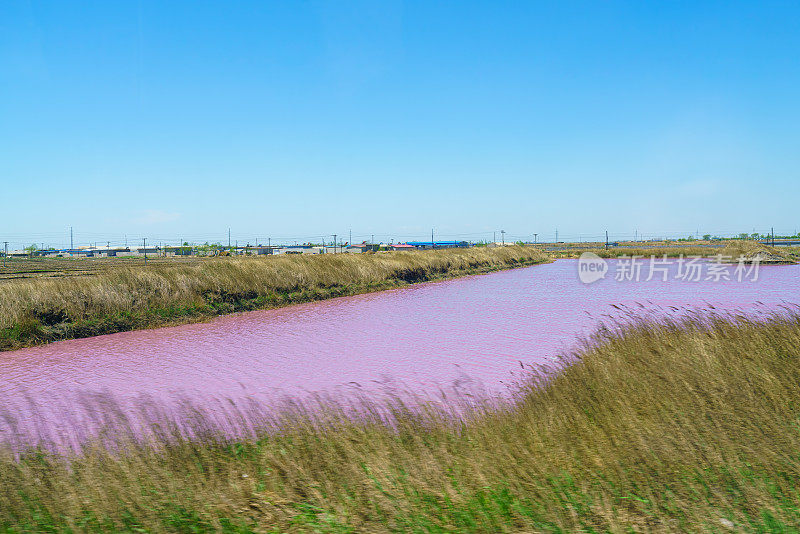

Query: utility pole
left=143, top=238, right=147, bottom=266
left=555, top=229, right=558, bottom=243
left=501, top=230, right=505, bottom=246
left=70, top=227, right=73, bottom=250
left=2, top=242, right=7, bottom=268
left=431, top=228, right=435, bottom=249
left=605, top=230, right=609, bottom=250
left=493, top=231, right=496, bottom=244
left=228, top=228, right=231, bottom=249
left=772, top=227, right=775, bottom=247
left=333, top=234, right=337, bottom=254
left=349, top=230, right=352, bottom=247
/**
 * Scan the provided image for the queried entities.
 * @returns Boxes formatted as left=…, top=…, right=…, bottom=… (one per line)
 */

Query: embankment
left=2, top=315, right=799, bottom=531
left=0, top=246, right=548, bottom=350
left=548, top=239, right=800, bottom=262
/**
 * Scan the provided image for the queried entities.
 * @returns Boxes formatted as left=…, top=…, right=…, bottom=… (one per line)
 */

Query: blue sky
left=2, top=1, right=800, bottom=247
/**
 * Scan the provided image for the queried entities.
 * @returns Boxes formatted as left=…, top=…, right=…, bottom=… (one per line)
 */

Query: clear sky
left=2, top=1, right=800, bottom=247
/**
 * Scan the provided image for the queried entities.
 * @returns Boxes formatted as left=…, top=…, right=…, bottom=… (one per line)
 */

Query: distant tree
left=702, top=234, right=711, bottom=240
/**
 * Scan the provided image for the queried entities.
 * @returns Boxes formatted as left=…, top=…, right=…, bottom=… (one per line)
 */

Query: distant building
left=273, top=245, right=320, bottom=255
left=165, top=246, right=194, bottom=256
left=346, top=243, right=380, bottom=253
left=96, top=247, right=130, bottom=257
left=406, top=241, right=470, bottom=250
left=62, top=248, right=100, bottom=257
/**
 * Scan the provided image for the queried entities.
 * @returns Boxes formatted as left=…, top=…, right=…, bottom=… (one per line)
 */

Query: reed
left=547, top=240, right=799, bottom=262
left=2, top=314, right=800, bottom=532
left=718, top=240, right=797, bottom=263
left=545, top=244, right=722, bottom=259
left=0, top=247, right=548, bottom=350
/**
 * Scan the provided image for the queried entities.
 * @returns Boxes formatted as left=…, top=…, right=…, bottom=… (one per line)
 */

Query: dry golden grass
left=546, top=240, right=800, bottom=263
left=0, top=247, right=548, bottom=350
left=546, top=245, right=720, bottom=259
left=719, top=241, right=798, bottom=263
left=0, top=255, right=208, bottom=281
left=2, top=314, right=800, bottom=532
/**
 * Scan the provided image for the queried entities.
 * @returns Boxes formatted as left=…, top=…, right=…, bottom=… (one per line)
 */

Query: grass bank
left=2, top=315, right=800, bottom=532
left=546, top=239, right=799, bottom=263
left=544, top=243, right=723, bottom=259
left=718, top=240, right=798, bottom=263
left=0, top=247, right=548, bottom=351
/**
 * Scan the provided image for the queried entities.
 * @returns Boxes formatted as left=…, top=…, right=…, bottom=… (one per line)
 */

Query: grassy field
left=2, top=315, right=800, bottom=532
left=538, top=239, right=720, bottom=257
left=544, top=239, right=799, bottom=263
left=2, top=241, right=796, bottom=351
left=551, top=245, right=720, bottom=259
left=0, top=247, right=549, bottom=351
left=0, top=255, right=208, bottom=281
left=540, top=241, right=723, bottom=259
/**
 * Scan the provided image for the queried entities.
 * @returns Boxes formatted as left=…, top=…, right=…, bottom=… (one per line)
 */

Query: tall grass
left=546, top=245, right=723, bottom=259
left=2, top=315, right=800, bottom=532
left=547, top=240, right=800, bottom=263
left=719, top=240, right=798, bottom=263
left=0, top=247, right=547, bottom=350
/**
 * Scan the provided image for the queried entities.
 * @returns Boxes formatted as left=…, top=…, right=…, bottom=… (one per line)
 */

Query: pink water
left=1, top=259, right=799, bottom=446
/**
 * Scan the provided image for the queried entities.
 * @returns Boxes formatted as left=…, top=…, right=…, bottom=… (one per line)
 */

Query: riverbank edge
left=549, top=241, right=799, bottom=262
left=0, top=255, right=551, bottom=352
left=3, top=315, right=800, bottom=531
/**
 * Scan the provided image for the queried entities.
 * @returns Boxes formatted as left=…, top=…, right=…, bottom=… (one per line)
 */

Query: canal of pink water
left=1, top=259, right=799, bottom=446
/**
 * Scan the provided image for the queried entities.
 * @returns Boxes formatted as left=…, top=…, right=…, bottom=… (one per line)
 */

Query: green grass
left=2, top=315, right=800, bottom=532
